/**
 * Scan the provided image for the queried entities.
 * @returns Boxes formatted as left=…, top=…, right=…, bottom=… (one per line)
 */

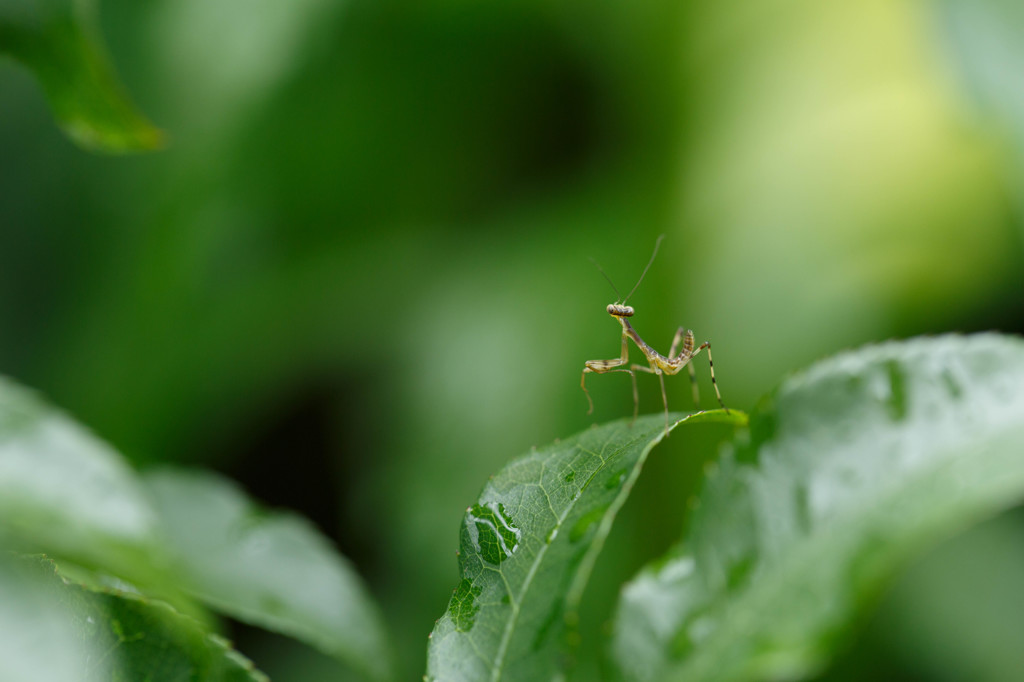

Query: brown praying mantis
left=580, top=235, right=728, bottom=432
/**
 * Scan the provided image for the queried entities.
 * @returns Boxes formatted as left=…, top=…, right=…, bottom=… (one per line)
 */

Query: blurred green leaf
left=818, top=508, right=1024, bottom=682
left=0, top=0, right=162, bottom=151
left=0, top=556, right=98, bottom=682
left=0, top=374, right=392, bottom=678
left=612, top=334, right=1024, bottom=682
left=425, top=409, right=748, bottom=682
left=0, top=376, right=167, bottom=587
left=8, top=556, right=266, bottom=681
left=144, top=469, right=395, bottom=682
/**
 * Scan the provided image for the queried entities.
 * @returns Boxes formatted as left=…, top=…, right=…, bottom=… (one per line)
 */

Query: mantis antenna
left=588, top=232, right=666, bottom=304
left=622, top=233, right=665, bottom=305
left=588, top=257, right=623, bottom=302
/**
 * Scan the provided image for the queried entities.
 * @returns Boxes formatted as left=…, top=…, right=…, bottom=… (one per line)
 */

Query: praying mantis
left=580, top=235, right=728, bottom=432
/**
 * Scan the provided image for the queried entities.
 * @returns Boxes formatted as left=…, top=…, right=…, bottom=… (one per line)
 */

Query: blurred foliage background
left=3, top=0, right=1024, bottom=679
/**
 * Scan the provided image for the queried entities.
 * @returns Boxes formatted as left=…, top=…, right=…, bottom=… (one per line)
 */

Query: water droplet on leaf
left=467, top=501, right=521, bottom=564
left=448, top=578, right=482, bottom=632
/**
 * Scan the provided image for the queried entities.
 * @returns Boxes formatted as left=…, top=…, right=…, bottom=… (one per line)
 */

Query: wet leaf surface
left=426, top=409, right=747, bottom=682
left=612, top=334, right=1024, bottom=682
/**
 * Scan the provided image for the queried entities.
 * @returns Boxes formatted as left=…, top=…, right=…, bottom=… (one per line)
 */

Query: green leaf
left=143, top=468, right=395, bottom=682
left=0, top=0, right=163, bottom=152
left=0, top=375, right=390, bottom=678
left=426, top=409, right=748, bottom=682
left=611, top=333, right=1024, bottom=682
left=0, top=557, right=97, bottom=682
left=1, top=556, right=266, bottom=682
left=0, top=376, right=166, bottom=587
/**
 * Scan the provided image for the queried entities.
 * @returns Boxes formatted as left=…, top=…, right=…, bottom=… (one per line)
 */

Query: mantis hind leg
left=690, top=342, right=727, bottom=413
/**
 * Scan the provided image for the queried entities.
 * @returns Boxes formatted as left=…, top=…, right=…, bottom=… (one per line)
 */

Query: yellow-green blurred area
left=2, top=0, right=1024, bottom=679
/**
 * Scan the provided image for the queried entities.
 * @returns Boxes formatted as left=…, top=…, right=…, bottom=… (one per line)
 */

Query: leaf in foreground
left=0, top=558, right=95, bottom=682
left=426, top=410, right=747, bottom=682
left=144, top=468, right=395, bottom=682
left=612, top=333, right=1024, bottom=681
left=0, top=376, right=165, bottom=586
left=1, top=556, right=265, bottom=682
left=0, top=0, right=163, bottom=151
